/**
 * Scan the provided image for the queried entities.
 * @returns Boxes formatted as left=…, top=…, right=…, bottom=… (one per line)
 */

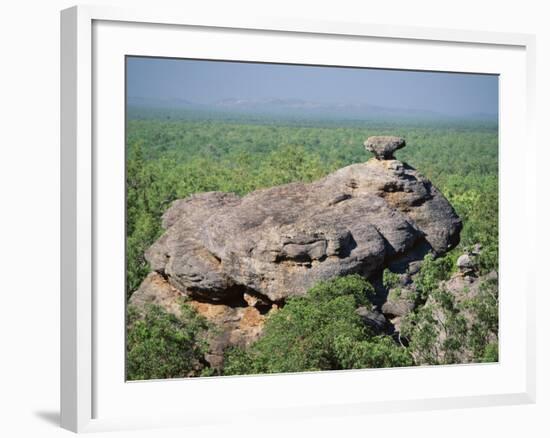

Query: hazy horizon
left=126, top=57, right=499, bottom=118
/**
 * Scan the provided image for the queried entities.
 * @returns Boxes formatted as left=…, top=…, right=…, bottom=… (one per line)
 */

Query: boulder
left=457, top=253, right=474, bottom=275
left=356, top=307, right=388, bottom=333
left=142, top=138, right=462, bottom=304
left=381, top=299, right=415, bottom=318
left=471, top=243, right=483, bottom=256
left=364, top=136, right=406, bottom=160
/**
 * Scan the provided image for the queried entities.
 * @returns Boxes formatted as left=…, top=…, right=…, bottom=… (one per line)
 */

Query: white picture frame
left=60, top=4, right=537, bottom=433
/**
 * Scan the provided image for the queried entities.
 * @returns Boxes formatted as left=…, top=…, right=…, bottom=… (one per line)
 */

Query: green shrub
left=401, top=276, right=498, bottom=365
left=383, top=269, right=405, bottom=302
left=307, top=274, right=375, bottom=306
left=401, top=297, right=468, bottom=365
left=462, top=278, right=499, bottom=361
left=382, top=268, right=401, bottom=290
left=334, top=335, right=413, bottom=369
left=223, top=275, right=410, bottom=375
left=414, top=253, right=455, bottom=302
left=482, top=342, right=499, bottom=362
left=126, top=303, right=211, bottom=380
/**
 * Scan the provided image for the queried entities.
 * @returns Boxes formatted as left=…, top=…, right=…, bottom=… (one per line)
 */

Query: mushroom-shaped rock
left=364, top=136, right=406, bottom=160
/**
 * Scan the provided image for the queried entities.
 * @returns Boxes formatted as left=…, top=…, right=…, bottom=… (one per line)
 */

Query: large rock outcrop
left=141, top=136, right=462, bottom=305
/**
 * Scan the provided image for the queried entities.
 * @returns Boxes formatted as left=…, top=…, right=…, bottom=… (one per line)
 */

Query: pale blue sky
left=127, top=57, right=498, bottom=117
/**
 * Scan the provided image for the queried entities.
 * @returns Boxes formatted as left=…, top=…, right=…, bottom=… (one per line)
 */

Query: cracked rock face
left=141, top=140, right=462, bottom=305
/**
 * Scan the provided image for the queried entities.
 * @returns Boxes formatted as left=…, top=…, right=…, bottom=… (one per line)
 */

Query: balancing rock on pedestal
left=364, top=136, right=406, bottom=160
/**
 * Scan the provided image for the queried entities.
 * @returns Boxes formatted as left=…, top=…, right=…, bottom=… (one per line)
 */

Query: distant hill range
left=127, top=96, right=498, bottom=123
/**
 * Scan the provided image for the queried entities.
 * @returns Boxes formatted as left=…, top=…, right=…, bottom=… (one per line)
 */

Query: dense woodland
left=126, top=110, right=498, bottom=380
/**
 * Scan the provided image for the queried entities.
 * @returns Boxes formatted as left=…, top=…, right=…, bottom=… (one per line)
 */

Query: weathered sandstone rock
left=129, top=271, right=185, bottom=316
left=144, top=140, right=461, bottom=304
left=356, top=307, right=388, bottom=333
left=381, top=299, right=416, bottom=319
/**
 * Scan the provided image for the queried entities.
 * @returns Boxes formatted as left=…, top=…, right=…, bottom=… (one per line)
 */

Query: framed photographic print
left=60, top=4, right=536, bottom=433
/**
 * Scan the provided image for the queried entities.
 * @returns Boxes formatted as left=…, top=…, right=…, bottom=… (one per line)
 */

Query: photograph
left=125, top=56, right=499, bottom=380
left=1, top=0, right=545, bottom=435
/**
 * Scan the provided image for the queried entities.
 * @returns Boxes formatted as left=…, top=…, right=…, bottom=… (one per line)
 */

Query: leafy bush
left=333, top=335, right=413, bottom=369
left=414, top=253, right=455, bottom=302
left=126, top=303, right=211, bottom=380
left=401, top=276, right=498, bottom=365
left=382, top=268, right=401, bottom=290
left=401, top=289, right=468, bottom=365
left=383, top=268, right=404, bottom=301
left=482, top=342, right=499, bottom=362
left=307, top=274, right=375, bottom=306
left=223, top=275, right=410, bottom=375
left=462, top=278, right=499, bottom=360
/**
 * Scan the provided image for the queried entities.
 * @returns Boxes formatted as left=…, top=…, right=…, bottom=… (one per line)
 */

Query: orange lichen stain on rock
left=188, top=301, right=231, bottom=319
left=128, top=272, right=186, bottom=316
left=239, top=306, right=265, bottom=330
